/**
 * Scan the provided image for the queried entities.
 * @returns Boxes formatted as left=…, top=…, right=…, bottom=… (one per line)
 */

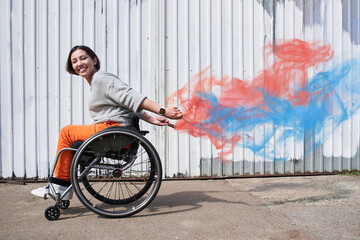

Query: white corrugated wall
left=0, top=0, right=359, bottom=179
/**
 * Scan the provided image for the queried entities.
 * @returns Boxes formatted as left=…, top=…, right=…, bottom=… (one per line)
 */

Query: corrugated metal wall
left=1, top=0, right=359, bottom=179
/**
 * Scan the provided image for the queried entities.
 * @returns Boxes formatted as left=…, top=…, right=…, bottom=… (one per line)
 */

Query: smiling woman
left=31, top=45, right=183, bottom=199
left=66, top=46, right=100, bottom=84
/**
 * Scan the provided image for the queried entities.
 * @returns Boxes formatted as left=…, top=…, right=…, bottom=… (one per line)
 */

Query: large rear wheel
left=70, top=127, right=162, bottom=218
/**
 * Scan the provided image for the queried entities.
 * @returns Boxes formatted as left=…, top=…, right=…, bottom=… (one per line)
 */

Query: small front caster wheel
left=45, top=206, right=60, bottom=221
left=59, top=200, right=70, bottom=209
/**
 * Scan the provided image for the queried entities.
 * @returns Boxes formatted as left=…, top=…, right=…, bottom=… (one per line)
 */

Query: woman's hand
left=164, top=107, right=183, bottom=119
left=151, top=116, right=170, bottom=126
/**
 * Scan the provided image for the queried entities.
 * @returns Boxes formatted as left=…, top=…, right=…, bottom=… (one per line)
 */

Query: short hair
left=65, top=45, right=100, bottom=75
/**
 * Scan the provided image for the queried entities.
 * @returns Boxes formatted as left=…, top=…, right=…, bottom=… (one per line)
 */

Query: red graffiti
left=167, top=39, right=334, bottom=160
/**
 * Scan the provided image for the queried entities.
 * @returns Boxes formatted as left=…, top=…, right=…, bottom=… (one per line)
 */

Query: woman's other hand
left=151, top=116, right=170, bottom=126
left=141, top=112, right=177, bottom=127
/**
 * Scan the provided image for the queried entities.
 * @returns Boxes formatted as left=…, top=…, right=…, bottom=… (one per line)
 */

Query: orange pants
left=54, top=122, right=120, bottom=181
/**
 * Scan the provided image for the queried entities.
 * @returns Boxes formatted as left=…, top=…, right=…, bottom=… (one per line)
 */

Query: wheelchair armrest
left=139, top=131, right=149, bottom=136
left=71, top=140, right=84, bottom=149
left=103, top=126, right=149, bottom=136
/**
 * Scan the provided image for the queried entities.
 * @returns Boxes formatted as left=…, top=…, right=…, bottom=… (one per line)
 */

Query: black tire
left=70, top=127, right=162, bottom=218
left=45, top=206, right=60, bottom=221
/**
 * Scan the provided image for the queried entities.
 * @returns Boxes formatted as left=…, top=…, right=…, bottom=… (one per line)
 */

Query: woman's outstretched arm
left=139, top=98, right=183, bottom=119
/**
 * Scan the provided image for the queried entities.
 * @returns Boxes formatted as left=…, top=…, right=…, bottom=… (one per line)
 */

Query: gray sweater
left=88, top=71, right=146, bottom=125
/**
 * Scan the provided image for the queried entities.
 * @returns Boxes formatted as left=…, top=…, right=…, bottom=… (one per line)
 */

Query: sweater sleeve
left=106, top=77, right=147, bottom=113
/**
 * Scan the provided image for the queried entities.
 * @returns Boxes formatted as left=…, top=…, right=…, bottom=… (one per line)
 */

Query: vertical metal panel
left=71, top=0, right=85, bottom=126
left=47, top=0, right=60, bottom=175
left=24, top=0, right=37, bottom=178
left=187, top=0, right=201, bottom=177
left=36, top=0, right=49, bottom=178
left=0, top=0, right=12, bottom=178
left=164, top=0, right=177, bottom=176
left=11, top=0, right=25, bottom=179
left=0, top=0, right=359, bottom=179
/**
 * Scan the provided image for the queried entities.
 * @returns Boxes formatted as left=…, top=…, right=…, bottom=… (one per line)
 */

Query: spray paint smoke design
left=167, top=39, right=360, bottom=161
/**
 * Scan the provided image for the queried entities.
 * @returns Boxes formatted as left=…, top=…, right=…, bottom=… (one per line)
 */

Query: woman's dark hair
left=65, top=45, right=100, bottom=75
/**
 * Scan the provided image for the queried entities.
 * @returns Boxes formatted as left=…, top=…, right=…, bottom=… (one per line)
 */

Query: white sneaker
left=31, top=184, right=73, bottom=200
left=53, top=184, right=73, bottom=200
left=31, top=186, right=49, bottom=198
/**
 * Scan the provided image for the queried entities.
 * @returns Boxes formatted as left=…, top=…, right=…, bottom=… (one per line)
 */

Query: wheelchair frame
left=44, top=126, right=162, bottom=221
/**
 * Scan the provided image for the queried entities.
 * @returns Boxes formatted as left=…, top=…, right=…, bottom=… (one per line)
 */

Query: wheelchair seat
left=71, top=126, right=149, bottom=149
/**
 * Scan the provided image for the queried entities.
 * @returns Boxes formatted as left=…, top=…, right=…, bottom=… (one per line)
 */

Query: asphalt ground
left=0, top=175, right=359, bottom=240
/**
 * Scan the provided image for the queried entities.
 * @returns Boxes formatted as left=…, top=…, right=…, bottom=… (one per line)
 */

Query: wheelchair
left=43, top=125, right=162, bottom=221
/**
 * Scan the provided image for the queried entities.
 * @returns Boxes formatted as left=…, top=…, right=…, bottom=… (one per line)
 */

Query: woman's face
left=71, top=49, right=97, bottom=82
